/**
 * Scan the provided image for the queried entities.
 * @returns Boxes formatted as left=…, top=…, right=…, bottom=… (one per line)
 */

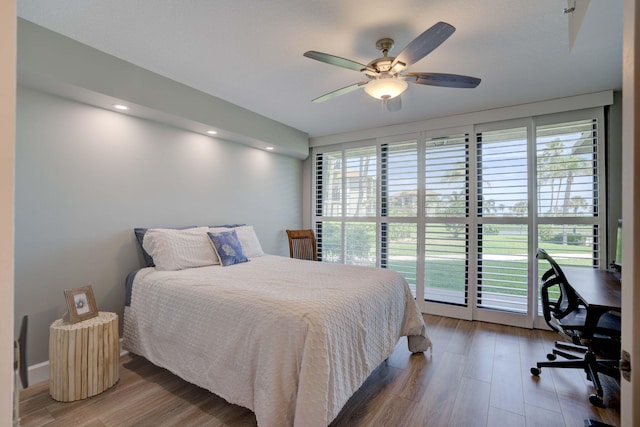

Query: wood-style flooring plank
left=405, top=352, right=467, bottom=427
left=487, top=406, right=525, bottom=427
left=447, top=376, right=491, bottom=427
left=518, top=328, right=563, bottom=413
left=463, top=321, right=496, bottom=383
left=19, top=314, right=620, bottom=427
left=489, top=325, right=525, bottom=416
left=524, top=403, right=567, bottom=427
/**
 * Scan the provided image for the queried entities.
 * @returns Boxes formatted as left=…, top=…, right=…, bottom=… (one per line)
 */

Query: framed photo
left=64, top=285, right=99, bottom=324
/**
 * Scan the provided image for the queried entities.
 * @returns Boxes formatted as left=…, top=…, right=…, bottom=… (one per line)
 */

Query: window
left=313, top=107, right=606, bottom=326
left=476, top=127, right=529, bottom=313
left=382, top=141, right=419, bottom=292
left=536, top=118, right=601, bottom=268
left=424, top=134, right=469, bottom=304
left=345, top=146, right=377, bottom=217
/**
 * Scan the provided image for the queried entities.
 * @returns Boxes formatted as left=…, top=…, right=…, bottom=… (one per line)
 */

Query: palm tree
left=569, top=195, right=587, bottom=215
left=442, top=191, right=466, bottom=238
left=568, top=196, right=588, bottom=236
left=440, top=162, right=466, bottom=186
left=480, top=197, right=496, bottom=216
left=511, top=201, right=528, bottom=217
left=537, top=138, right=590, bottom=216
left=537, top=140, right=566, bottom=214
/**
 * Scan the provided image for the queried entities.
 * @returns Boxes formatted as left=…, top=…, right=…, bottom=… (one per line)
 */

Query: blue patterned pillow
left=207, top=230, right=248, bottom=266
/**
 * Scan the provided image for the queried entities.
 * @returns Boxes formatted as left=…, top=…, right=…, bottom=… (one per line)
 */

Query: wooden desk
left=562, top=267, right=621, bottom=334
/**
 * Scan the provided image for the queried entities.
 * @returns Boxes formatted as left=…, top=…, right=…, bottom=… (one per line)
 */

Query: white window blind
left=315, top=151, right=342, bottom=217
left=380, top=140, right=418, bottom=295
left=536, top=118, right=601, bottom=274
left=316, top=220, right=341, bottom=263
left=476, top=128, right=529, bottom=313
left=424, top=223, right=468, bottom=305
left=345, top=147, right=377, bottom=217
left=382, top=140, right=419, bottom=293
left=424, top=134, right=469, bottom=304
left=312, top=107, right=606, bottom=325
left=345, top=222, right=377, bottom=266
left=536, top=119, right=598, bottom=218
left=315, top=146, right=380, bottom=266
left=425, top=135, right=468, bottom=217
left=315, top=149, right=343, bottom=263
left=477, top=128, right=528, bottom=217
left=385, top=223, right=418, bottom=294
left=383, top=141, right=418, bottom=217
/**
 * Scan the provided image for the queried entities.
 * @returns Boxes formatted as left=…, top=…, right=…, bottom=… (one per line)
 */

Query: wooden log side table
left=49, top=312, right=119, bottom=401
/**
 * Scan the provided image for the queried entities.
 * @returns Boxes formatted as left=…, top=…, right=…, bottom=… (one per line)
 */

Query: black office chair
left=531, top=249, right=621, bottom=407
left=536, top=249, right=588, bottom=345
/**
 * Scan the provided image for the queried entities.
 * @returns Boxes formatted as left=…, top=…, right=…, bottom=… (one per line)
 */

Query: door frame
left=620, top=0, right=639, bottom=424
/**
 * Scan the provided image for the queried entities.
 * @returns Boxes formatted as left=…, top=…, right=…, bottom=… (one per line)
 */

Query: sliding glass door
left=312, top=108, right=606, bottom=328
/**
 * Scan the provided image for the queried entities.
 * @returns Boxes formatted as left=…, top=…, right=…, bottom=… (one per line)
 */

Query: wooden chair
left=286, top=229, right=318, bottom=261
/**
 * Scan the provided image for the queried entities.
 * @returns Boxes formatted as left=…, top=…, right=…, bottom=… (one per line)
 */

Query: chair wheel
left=530, top=367, right=541, bottom=376
left=589, top=393, right=604, bottom=407
left=546, top=353, right=557, bottom=361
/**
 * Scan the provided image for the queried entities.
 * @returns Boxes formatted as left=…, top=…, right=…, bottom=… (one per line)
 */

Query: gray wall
left=15, top=86, right=303, bottom=365
left=18, top=19, right=309, bottom=159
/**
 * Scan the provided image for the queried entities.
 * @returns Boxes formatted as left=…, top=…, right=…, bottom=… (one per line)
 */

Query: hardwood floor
left=19, top=314, right=620, bottom=427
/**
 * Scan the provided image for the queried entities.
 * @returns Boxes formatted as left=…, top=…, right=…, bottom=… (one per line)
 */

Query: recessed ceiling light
left=265, top=146, right=275, bottom=151
left=113, top=104, right=129, bottom=110
left=206, top=130, right=218, bottom=135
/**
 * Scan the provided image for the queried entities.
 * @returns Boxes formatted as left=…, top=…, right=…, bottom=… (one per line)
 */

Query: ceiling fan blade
left=312, top=81, right=369, bottom=103
left=304, top=51, right=367, bottom=72
left=405, top=72, right=481, bottom=88
left=385, top=96, right=402, bottom=112
left=392, top=22, right=456, bottom=69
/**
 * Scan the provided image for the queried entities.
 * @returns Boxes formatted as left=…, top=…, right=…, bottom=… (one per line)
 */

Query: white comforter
left=123, top=255, right=430, bottom=427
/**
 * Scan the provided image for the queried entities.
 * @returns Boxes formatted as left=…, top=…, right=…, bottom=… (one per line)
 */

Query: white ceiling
left=17, top=0, right=623, bottom=138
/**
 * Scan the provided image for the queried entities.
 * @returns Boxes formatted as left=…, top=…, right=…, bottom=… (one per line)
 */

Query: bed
left=122, top=226, right=431, bottom=427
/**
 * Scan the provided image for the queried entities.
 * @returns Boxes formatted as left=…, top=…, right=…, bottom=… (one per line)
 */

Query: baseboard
left=26, top=360, right=49, bottom=387
left=24, top=338, right=128, bottom=388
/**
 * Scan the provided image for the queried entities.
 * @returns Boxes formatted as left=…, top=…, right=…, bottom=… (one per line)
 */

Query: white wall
left=1, top=0, right=16, bottom=424
left=15, top=86, right=303, bottom=366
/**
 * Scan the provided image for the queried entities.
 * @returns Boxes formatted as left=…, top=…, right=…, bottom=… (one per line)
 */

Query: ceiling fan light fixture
left=364, top=78, right=408, bottom=100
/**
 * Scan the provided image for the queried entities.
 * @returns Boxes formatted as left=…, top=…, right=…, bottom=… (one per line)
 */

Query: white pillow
left=142, top=227, right=218, bottom=270
left=209, top=225, right=264, bottom=259
left=236, top=225, right=265, bottom=258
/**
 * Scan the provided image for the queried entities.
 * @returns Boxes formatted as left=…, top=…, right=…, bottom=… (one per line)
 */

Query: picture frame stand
left=63, top=286, right=98, bottom=324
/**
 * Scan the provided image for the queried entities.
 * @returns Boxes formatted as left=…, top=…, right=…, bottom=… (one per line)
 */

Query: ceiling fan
left=303, top=22, right=481, bottom=112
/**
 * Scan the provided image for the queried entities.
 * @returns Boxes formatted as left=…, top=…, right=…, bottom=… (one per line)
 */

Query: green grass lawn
left=320, top=222, right=596, bottom=303
left=387, top=230, right=595, bottom=298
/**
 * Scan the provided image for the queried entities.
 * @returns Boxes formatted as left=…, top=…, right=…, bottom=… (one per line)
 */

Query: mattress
left=123, top=255, right=430, bottom=427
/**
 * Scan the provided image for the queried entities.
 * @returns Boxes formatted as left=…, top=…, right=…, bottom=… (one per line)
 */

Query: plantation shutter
left=344, top=146, right=377, bottom=266
left=476, top=128, right=529, bottom=313
left=315, top=150, right=343, bottom=263
left=382, top=140, right=418, bottom=294
left=312, top=105, right=606, bottom=326
left=424, top=134, right=469, bottom=305
left=535, top=118, right=601, bottom=268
